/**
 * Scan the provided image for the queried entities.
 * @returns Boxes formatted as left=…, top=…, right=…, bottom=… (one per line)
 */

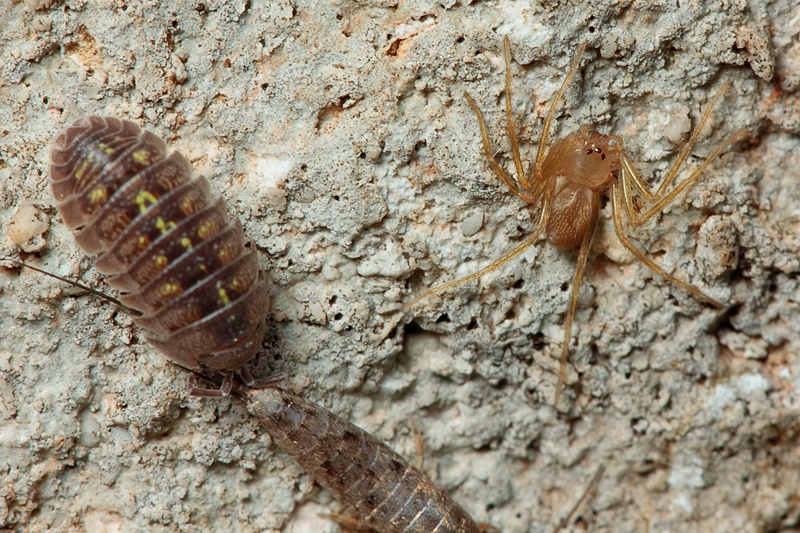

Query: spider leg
left=620, top=152, right=657, bottom=204
left=534, top=41, right=587, bottom=181
left=410, top=418, right=425, bottom=471
left=650, top=81, right=731, bottom=200
left=618, top=80, right=747, bottom=227
left=465, top=91, right=538, bottom=203
left=633, top=128, right=748, bottom=225
left=403, top=195, right=551, bottom=311
left=502, top=35, right=529, bottom=190
left=554, top=215, right=595, bottom=407
left=551, top=464, right=606, bottom=533
left=611, top=182, right=721, bottom=307
left=466, top=39, right=587, bottom=202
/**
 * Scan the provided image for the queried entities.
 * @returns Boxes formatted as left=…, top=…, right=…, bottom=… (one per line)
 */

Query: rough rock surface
left=1, top=1, right=798, bottom=532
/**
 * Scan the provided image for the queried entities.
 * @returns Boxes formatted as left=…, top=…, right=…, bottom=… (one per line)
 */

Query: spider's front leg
left=616, top=81, right=747, bottom=227
left=464, top=91, right=538, bottom=203
left=610, top=181, right=722, bottom=307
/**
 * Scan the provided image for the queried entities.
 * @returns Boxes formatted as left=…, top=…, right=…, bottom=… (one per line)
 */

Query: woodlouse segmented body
left=234, top=382, right=482, bottom=533
left=49, top=116, right=269, bottom=377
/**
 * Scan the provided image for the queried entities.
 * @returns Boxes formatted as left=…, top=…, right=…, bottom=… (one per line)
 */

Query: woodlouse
left=406, top=38, right=747, bottom=405
left=49, top=116, right=270, bottom=395
left=230, top=379, right=483, bottom=533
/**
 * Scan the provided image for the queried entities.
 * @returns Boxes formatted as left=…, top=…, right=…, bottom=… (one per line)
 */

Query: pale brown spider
left=405, top=37, right=747, bottom=406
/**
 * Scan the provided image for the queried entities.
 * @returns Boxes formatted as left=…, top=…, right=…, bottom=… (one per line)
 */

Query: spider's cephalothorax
left=544, top=128, right=622, bottom=249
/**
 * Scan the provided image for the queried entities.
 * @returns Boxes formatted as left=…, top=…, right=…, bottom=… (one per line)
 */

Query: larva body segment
left=236, top=384, right=482, bottom=533
left=49, top=116, right=269, bottom=373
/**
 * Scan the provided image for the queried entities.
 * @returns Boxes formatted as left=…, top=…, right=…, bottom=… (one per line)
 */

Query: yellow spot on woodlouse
left=74, top=159, right=90, bottom=181
left=180, top=195, right=195, bottom=214
left=96, top=141, right=114, bottom=155
left=90, top=186, right=107, bottom=203
left=180, top=237, right=192, bottom=250
left=155, top=255, right=168, bottom=267
left=197, top=221, right=214, bottom=239
left=160, top=283, right=181, bottom=297
left=138, top=235, right=150, bottom=247
left=218, top=288, right=231, bottom=306
left=135, top=190, right=158, bottom=213
left=199, top=264, right=207, bottom=272
left=155, top=217, right=177, bottom=235
left=132, top=149, right=150, bottom=164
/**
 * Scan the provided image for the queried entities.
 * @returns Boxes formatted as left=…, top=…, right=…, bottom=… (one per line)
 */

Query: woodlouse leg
left=188, top=371, right=235, bottom=397
left=239, top=367, right=287, bottom=389
left=187, top=368, right=286, bottom=397
left=316, top=512, right=371, bottom=532
left=555, top=218, right=597, bottom=407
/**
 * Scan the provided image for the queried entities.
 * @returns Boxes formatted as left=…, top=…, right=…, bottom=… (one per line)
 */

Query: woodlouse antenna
left=14, top=260, right=136, bottom=313
left=404, top=36, right=747, bottom=407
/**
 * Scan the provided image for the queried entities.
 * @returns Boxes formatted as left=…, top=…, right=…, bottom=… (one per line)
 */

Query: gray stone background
left=1, top=0, right=799, bottom=531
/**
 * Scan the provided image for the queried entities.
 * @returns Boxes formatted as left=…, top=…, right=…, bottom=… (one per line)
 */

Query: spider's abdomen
left=546, top=182, right=600, bottom=249
left=49, top=116, right=269, bottom=371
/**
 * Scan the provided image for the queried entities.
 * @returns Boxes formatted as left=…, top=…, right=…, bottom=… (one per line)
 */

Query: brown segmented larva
left=232, top=381, right=482, bottom=533
left=49, top=116, right=269, bottom=394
